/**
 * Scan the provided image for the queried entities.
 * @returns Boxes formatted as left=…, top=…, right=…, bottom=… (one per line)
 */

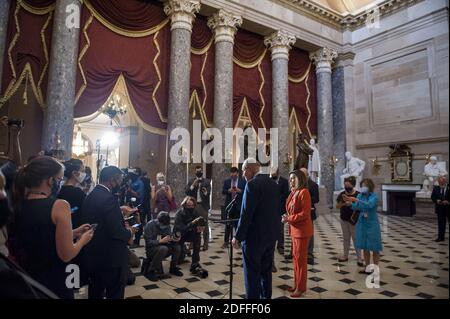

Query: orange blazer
left=285, top=188, right=313, bottom=238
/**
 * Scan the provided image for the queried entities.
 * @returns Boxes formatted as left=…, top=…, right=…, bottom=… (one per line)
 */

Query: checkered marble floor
left=75, top=211, right=449, bottom=299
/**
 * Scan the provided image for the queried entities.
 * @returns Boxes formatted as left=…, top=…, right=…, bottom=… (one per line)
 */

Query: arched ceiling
left=311, top=0, right=382, bottom=14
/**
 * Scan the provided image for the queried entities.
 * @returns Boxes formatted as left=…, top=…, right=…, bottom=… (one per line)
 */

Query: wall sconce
left=329, top=155, right=338, bottom=168
left=371, top=156, right=382, bottom=175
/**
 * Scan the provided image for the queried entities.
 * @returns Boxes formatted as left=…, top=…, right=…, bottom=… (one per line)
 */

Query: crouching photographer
left=174, top=196, right=208, bottom=278
left=142, top=212, right=183, bottom=281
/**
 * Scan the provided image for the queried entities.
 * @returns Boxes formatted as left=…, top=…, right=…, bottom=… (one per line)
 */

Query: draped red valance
left=0, top=0, right=55, bottom=108
left=74, top=1, right=170, bottom=134
left=233, top=29, right=266, bottom=65
left=289, top=47, right=317, bottom=139
left=85, top=0, right=166, bottom=36
left=190, top=16, right=214, bottom=127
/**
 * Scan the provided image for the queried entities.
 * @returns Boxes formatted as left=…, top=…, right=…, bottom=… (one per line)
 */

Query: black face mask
left=185, top=207, right=194, bottom=214
left=345, top=187, right=353, bottom=193
left=196, top=172, right=203, bottom=178
left=271, top=175, right=278, bottom=180
left=51, top=178, right=61, bottom=197
left=111, top=179, right=121, bottom=194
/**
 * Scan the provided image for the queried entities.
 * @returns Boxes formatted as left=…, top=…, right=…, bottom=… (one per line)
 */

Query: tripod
left=211, top=194, right=240, bottom=299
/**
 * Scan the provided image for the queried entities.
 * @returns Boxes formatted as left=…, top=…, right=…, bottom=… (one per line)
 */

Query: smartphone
left=71, top=206, right=79, bottom=213
left=90, top=223, right=98, bottom=231
left=131, top=223, right=140, bottom=229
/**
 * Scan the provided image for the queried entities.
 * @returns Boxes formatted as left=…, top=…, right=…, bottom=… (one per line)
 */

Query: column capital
left=207, top=9, right=242, bottom=44
left=309, top=47, right=338, bottom=73
left=164, top=0, right=200, bottom=32
left=264, top=30, right=296, bottom=61
left=336, top=51, right=356, bottom=68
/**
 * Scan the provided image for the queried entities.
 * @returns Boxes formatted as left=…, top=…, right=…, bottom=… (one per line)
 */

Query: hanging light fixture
left=72, top=125, right=89, bottom=157
left=101, top=94, right=127, bottom=125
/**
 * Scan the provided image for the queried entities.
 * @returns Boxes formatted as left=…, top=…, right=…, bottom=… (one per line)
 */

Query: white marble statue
left=340, top=151, right=366, bottom=190
left=308, top=138, right=320, bottom=183
left=422, top=156, right=448, bottom=192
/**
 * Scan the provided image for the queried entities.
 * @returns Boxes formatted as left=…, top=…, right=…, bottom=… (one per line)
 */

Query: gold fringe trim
left=288, top=62, right=311, bottom=83
left=289, top=107, right=302, bottom=134
left=304, top=69, right=313, bottom=138
left=233, top=49, right=267, bottom=69
left=257, top=55, right=266, bottom=129
left=19, top=0, right=55, bottom=15
left=1, top=1, right=54, bottom=108
left=74, top=13, right=94, bottom=104
left=84, top=0, right=169, bottom=38
left=189, top=90, right=209, bottom=129
left=191, top=38, right=213, bottom=56
left=152, top=30, right=167, bottom=123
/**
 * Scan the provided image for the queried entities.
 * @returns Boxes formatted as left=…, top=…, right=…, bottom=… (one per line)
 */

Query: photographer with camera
left=142, top=211, right=183, bottom=281
left=185, top=166, right=211, bottom=251
left=174, top=196, right=208, bottom=278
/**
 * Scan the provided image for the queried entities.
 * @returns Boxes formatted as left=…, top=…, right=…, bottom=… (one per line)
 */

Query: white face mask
left=360, top=186, right=369, bottom=194
left=76, top=172, right=87, bottom=184
left=157, top=180, right=165, bottom=186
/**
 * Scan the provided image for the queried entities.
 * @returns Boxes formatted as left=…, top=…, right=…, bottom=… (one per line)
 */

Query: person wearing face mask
left=282, top=170, right=313, bottom=298
left=82, top=166, right=137, bottom=299
left=142, top=211, right=183, bottom=281
left=58, top=159, right=87, bottom=229
left=174, top=196, right=206, bottom=274
left=343, top=178, right=382, bottom=274
left=336, top=176, right=364, bottom=266
left=221, top=167, right=246, bottom=249
left=152, top=172, right=174, bottom=219
left=185, top=166, right=211, bottom=251
left=9, top=156, right=94, bottom=299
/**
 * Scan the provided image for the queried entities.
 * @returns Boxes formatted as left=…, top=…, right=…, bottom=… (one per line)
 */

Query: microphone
left=225, top=193, right=240, bottom=214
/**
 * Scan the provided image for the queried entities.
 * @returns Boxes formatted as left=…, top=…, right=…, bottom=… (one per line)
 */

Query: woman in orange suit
left=282, top=169, right=313, bottom=298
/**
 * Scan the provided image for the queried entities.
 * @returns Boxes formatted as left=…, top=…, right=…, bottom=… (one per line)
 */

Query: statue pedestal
left=415, top=191, right=436, bottom=220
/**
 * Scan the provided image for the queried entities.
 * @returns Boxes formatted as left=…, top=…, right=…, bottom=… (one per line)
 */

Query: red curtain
left=288, top=47, right=317, bottom=139
left=86, top=0, right=166, bottom=32
left=74, top=1, right=170, bottom=132
left=233, top=29, right=272, bottom=129
left=1, top=0, right=55, bottom=106
left=190, top=16, right=214, bottom=127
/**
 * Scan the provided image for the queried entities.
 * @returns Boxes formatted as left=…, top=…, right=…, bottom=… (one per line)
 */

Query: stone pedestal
left=208, top=10, right=242, bottom=210
left=164, top=0, right=200, bottom=205
left=42, top=0, right=81, bottom=158
left=310, top=47, right=337, bottom=207
left=415, top=191, right=436, bottom=220
left=0, top=0, right=11, bottom=86
left=264, top=30, right=296, bottom=179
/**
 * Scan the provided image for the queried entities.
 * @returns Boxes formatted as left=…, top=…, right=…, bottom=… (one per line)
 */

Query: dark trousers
left=224, top=221, right=238, bottom=243
left=146, top=244, right=181, bottom=272
left=179, top=231, right=201, bottom=266
left=134, top=210, right=147, bottom=245
left=277, top=219, right=285, bottom=249
left=242, top=240, right=275, bottom=299
left=88, top=267, right=127, bottom=299
left=437, top=210, right=449, bottom=240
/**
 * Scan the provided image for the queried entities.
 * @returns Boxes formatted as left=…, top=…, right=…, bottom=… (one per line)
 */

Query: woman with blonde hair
left=151, top=172, right=174, bottom=219
left=282, top=170, right=313, bottom=298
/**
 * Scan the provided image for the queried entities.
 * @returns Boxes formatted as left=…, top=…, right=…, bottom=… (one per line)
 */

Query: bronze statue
left=294, top=133, right=313, bottom=170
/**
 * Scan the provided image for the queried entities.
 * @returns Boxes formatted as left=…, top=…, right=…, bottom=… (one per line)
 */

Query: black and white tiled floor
left=76, top=211, right=449, bottom=299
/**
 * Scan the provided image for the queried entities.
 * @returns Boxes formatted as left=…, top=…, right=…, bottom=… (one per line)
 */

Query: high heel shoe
left=287, top=287, right=295, bottom=292
left=290, top=291, right=303, bottom=298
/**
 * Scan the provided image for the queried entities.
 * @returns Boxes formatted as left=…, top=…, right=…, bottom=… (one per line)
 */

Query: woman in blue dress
left=343, top=178, right=382, bottom=274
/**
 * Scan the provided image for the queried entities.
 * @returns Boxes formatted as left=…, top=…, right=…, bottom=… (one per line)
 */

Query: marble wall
left=344, top=0, right=449, bottom=199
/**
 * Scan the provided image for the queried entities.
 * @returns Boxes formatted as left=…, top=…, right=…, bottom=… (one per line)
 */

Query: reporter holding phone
left=82, top=166, right=137, bottom=299
left=11, top=156, right=93, bottom=299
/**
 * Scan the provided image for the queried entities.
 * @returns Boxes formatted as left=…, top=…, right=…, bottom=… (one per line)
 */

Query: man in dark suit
left=222, top=167, right=246, bottom=249
left=185, top=166, right=211, bottom=250
left=300, top=168, right=319, bottom=264
left=82, top=166, right=136, bottom=299
left=270, top=168, right=290, bottom=258
left=232, top=159, right=280, bottom=299
left=431, top=176, right=450, bottom=242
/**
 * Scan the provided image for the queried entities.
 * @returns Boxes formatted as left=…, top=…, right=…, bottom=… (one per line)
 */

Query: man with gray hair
left=232, top=158, right=280, bottom=299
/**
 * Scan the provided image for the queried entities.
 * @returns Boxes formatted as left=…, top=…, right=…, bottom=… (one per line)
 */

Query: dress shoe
left=277, top=247, right=284, bottom=255
left=338, top=257, right=349, bottom=262
left=169, top=267, right=184, bottom=277
left=221, top=243, right=229, bottom=249
left=307, top=258, right=315, bottom=265
left=435, top=238, right=444, bottom=242
left=272, top=265, right=278, bottom=273
left=145, top=271, right=159, bottom=282
left=357, top=261, right=365, bottom=267
left=285, top=254, right=293, bottom=260
left=287, top=287, right=296, bottom=292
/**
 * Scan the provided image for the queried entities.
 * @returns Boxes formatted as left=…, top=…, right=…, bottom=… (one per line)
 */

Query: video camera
left=192, top=216, right=206, bottom=227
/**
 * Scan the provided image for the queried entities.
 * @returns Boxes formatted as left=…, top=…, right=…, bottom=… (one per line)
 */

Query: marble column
left=332, top=52, right=355, bottom=190
left=264, top=30, right=296, bottom=179
left=42, top=0, right=81, bottom=158
left=164, top=0, right=200, bottom=205
left=310, top=47, right=337, bottom=207
left=207, top=10, right=242, bottom=210
left=0, top=0, right=11, bottom=88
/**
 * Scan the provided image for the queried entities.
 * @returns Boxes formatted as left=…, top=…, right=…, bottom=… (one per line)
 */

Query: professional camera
left=171, top=231, right=181, bottom=241
left=191, top=264, right=208, bottom=278
left=192, top=216, right=206, bottom=227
